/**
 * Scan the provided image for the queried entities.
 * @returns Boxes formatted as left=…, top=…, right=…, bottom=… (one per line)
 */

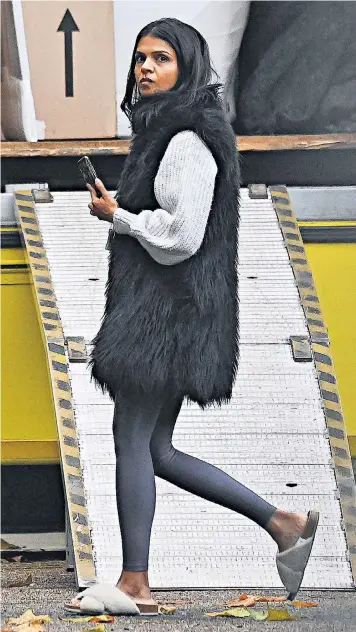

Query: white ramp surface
left=34, top=189, right=353, bottom=588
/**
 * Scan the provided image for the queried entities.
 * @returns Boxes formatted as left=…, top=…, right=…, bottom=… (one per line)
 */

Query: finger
left=88, top=183, right=101, bottom=203
left=95, top=178, right=108, bottom=199
left=88, top=203, right=93, bottom=211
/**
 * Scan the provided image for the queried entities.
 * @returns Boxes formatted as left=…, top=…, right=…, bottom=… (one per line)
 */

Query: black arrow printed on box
left=57, top=9, right=79, bottom=97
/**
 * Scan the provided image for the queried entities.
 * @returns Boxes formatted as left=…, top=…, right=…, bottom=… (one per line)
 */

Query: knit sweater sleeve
left=112, top=130, right=217, bottom=266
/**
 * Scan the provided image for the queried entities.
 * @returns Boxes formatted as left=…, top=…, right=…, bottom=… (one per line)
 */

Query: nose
left=141, top=57, right=154, bottom=73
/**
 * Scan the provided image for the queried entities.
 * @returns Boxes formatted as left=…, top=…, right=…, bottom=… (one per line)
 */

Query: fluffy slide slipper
left=276, top=510, right=320, bottom=601
left=64, top=583, right=159, bottom=616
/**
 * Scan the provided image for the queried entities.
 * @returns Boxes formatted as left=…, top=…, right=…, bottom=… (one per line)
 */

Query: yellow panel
left=1, top=441, right=59, bottom=464
left=305, top=242, right=356, bottom=454
left=0, top=248, right=28, bottom=266
left=1, top=266, right=59, bottom=462
left=1, top=269, right=29, bottom=285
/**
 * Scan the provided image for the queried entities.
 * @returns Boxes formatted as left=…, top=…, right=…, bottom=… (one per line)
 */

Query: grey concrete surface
left=1, top=561, right=356, bottom=631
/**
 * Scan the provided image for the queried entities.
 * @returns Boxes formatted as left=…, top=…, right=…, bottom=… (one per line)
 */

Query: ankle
left=117, top=571, right=151, bottom=600
left=266, top=509, right=307, bottom=552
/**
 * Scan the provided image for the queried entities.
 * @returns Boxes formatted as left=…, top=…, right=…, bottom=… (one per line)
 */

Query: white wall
left=113, top=1, right=250, bottom=136
left=1, top=0, right=38, bottom=141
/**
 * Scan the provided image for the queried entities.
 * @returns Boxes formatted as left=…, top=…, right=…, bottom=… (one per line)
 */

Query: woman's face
left=134, top=35, right=179, bottom=95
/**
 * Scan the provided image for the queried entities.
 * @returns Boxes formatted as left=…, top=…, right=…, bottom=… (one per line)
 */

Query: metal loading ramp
left=15, top=186, right=356, bottom=590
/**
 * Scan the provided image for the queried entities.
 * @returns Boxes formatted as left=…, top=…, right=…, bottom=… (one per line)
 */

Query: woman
left=66, top=18, right=319, bottom=617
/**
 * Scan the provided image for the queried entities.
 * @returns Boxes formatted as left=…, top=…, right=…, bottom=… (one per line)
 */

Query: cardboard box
left=22, top=1, right=116, bottom=139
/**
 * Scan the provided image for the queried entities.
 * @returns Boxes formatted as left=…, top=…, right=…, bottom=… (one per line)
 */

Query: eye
left=157, top=54, right=169, bottom=63
left=135, top=53, right=145, bottom=65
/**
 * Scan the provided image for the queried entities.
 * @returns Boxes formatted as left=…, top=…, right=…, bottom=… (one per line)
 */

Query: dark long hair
left=121, top=18, right=221, bottom=129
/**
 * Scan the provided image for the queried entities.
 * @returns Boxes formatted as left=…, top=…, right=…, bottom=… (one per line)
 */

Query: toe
left=66, top=598, right=81, bottom=608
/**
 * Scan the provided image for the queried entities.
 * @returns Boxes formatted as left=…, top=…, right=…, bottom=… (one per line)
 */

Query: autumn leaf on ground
left=59, top=616, right=92, bottom=623
left=6, top=610, right=51, bottom=626
left=59, top=615, right=114, bottom=623
left=227, top=594, right=287, bottom=607
left=87, top=615, right=114, bottom=623
left=158, top=605, right=176, bottom=614
left=247, top=609, right=268, bottom=621
left=10, top=621, right=46, bottom=632
left=257, top=596, right=287, bottom=603
left=227, top=595, right=257, bottom=607
left=267, top=608, right=298, bottom=621
left=3, top=622, right=46, bottom=632
left=206, top=607, right=251, bottom=618
left=292, top=601, right=318, bottom=608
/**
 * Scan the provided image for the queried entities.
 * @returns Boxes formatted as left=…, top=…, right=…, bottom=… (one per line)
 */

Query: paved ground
left=1, top=561, right=355, bottom=632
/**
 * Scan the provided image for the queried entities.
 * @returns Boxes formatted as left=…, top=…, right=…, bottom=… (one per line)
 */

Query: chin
left=139, top=88, right=154, bottom=97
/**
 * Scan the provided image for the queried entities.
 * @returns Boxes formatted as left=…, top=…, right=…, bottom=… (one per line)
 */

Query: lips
left=140, top=78, right=153, bottom=84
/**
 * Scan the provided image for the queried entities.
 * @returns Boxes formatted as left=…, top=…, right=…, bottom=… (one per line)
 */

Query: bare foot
left=117, top=571, right=157, bottom=606
left=266, top=509, right=308, bottom=552
left=66, top=597, right=81, bottom=610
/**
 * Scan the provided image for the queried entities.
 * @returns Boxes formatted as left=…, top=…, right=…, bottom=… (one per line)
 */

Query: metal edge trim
left=270, top=185, right=356, bottom=585
left=14, top=191, right=96, bottom=588
left=300, top=226, right=356, bottom=244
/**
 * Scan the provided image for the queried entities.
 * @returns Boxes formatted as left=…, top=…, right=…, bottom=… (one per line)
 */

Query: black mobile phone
left=78, top=156, right=102, bottom=197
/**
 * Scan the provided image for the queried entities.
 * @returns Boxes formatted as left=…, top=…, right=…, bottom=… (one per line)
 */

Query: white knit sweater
left=113, top=130, right=218, bottom=265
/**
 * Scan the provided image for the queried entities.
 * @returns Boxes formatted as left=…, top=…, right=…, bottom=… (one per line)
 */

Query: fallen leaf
left=10, top=626, right=44, bottom=632
left=292, top=601, right=318, bottom=608
left=14, top=625, right=45, bottom=632
left=88, top=616, right=114, bottom=623
left=257, top=596, right=287, bottom=603
left=158, top=605, right=176, bottom=615
left=227, top=593, right=287, bottom=607
left=7, top=574, right=33, bottom=588
left=267, top=608, right=298, bottom=621
left=247, top=609, right=269, bottom=621
left=59, top=617, right=93, bottom=623
left=3, top=623, right=46, bottom=632
left=205, top=607, right=251, bottom=618
left=227, top=596, right=256, bottom=607
left=59, top=615, right=114, bottom=623
left=6, top=610, right=51, bottom=626
left=83, top=626, right=105, bottom=632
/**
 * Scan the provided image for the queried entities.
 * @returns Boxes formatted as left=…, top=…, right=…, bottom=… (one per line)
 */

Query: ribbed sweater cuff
left=113, top=208, right=133, bottom=235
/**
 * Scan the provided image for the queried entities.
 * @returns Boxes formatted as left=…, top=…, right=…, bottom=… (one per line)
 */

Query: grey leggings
left=113, top=388, right=276, bottom=572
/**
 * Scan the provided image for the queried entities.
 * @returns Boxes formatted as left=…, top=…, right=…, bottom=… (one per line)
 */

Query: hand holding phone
left=78, top=156, right=102, bottom=198
left=79, top=158, right=118, bottom=226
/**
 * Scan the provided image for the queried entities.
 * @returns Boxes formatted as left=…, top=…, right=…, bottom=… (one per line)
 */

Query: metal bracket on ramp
left=66, top=337, right=88, bottom=362
left=290, top=336, right=312, bottom=362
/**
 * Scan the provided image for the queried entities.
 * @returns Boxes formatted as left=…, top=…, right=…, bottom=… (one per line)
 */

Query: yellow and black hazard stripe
left=270, top=185, right=356, bottom=584
left=14, top=191, right=95, bottom=588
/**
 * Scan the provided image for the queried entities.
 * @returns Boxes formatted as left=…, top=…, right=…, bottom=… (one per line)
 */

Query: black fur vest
left=90, top=88, right=240, bottom=408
